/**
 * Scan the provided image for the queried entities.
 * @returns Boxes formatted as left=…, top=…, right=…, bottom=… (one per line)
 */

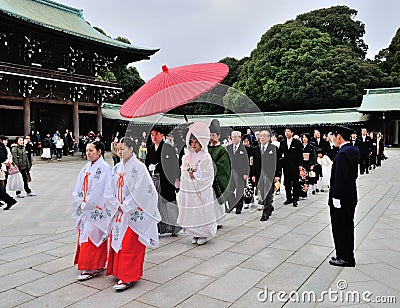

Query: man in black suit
left=253, top=130, right=280, bottom=221
left=226, top=131, right=249, bottom=214
left=146, top=126, right=181, bottom=236
left=311, top=130, right=328, bottom=154
left=350, top=131, right=357, bottom=146
left=279, top=127, right=302, bottom=207
left=329, top=125, right=360, bottom=267
left=355, top=128, right=371, bottom=175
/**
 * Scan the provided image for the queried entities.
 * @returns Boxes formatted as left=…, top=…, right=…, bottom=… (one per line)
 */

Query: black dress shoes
left=293, top=201, right=298, bottom=207
left=329, top=258, right=355, bottom=267
left=260, top=216, right=269, bottom=221
left=3, top=199, right=17, bottom=211
left=283, top=200, right=293, bottom=205
left=235, top=209, right=242, bottom=214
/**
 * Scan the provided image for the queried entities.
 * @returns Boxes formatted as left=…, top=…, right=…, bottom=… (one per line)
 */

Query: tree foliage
left=115, top=36, right=131, bottom=44
left=375, top=28, right=400, bottom=85
left=295, top=6, right=368, bottom=57
left=110, top=66, right=145, bottom=104
left=226, top=5, right=391, bottom=112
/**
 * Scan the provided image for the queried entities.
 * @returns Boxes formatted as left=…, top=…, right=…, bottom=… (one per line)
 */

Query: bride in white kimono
left=177, top=122, right=218, bottom=245
left=105, top=137, right=161, bottom=291
left=72, top=141, right=112, bottom=281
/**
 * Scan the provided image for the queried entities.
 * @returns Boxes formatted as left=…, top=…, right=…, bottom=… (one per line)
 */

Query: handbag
left=7, top=162, right=20, bottom=175
left=7, top=172, right=24, bottom=191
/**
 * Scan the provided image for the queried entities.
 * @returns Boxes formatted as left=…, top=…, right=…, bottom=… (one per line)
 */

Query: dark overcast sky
left=60, top=0, right=400, bottom=81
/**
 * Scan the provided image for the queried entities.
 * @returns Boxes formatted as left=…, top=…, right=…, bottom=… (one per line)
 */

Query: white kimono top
left=177, top=122, right=218, bottom=238
left=72, top=156, right=113, bottom=247
left=105, top=155, right=161, bottom=253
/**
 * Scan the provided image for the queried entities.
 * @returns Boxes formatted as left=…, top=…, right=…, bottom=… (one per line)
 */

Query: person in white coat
left=105, top=137, right=161, bottom=291
left=177, top=122, right=218, bottom=245
left=72, top=141, right=112, bottom=281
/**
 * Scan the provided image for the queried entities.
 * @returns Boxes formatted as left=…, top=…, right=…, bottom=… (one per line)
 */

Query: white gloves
left=333, top=198, right=341, bottom=209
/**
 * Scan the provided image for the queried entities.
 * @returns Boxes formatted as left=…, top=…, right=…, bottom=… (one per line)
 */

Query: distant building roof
left=359, top=87, right=400, bottom=112
left=0, top=0, right=158, bottom=55
left=102, top=103, right=368, bottom=127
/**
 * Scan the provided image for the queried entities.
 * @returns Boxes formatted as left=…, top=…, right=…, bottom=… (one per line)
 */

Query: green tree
left=375, top=28, right=400, bottom=85
left=111, top=66, right=145, bottom=104
left=296, top=5, right=368, bottom=58
left=228, top=6, right=389, bottom=112
left=115, top=36, right=131, bottom=44
left=93, top=26, right=108, bottom=36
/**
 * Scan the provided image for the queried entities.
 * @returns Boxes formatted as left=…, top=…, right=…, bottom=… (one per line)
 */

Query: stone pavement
left=0, top=149, right=399, bottom=307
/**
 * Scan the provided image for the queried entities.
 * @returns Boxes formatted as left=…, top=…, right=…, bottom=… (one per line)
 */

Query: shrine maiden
left=72, top=141, right=113, bottom=281
left=105, top=137, right=160, bottom=291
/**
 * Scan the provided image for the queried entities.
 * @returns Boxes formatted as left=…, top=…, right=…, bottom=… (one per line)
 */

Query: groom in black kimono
left=146, top=126, right=181, bottom=236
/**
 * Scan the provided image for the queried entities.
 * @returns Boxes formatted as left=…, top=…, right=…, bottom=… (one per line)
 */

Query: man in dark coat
left=311, top=129, right=328, bottom=154
left=355, top=128, right=371, bottom=175
left=253, top=130, right=280, bottom=221
left=328, top=125, right=360, bottom=267
left=279, top=127, right=303, bottom=207
left=146, top=126, right=181, bottom=236
left=226, top=131, right=249, bottom=214
left=208, top=120, right=231, bottom=226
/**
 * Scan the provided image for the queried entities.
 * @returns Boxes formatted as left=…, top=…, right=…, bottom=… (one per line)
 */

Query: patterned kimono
left=105, top=155, right=160, bottom=282
left=72, top=156, right=112, bottom=270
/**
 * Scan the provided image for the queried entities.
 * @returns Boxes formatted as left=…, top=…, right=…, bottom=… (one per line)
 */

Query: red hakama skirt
left=106, top=227, right=146, bottom=282
left=74, top=236, right=108, bottom=270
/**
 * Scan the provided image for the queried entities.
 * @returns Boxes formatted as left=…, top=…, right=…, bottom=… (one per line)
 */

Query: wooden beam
left=0, top=95, right=22, bottom=101
left=31, top=98, right=73, bottom=105
left=78, top=110, right=97, bottom=115
left=78, top=102, right=99, bottom=108
left=0, top=104, right=23, bottom=110
left=23, top=96, right=30, bottom=136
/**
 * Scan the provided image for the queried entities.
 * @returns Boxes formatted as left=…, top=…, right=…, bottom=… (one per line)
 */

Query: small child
left=316, top=148, right=332, bottom=192
left=138, top=141, right=147, bottom=163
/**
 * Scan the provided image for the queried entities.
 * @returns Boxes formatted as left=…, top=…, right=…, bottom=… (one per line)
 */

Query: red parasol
left=120, top=63, right=229, bottom=118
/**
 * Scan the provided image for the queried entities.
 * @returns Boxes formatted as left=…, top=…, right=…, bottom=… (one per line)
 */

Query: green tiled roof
left=0, top=0, right=158, bottom=53
left=360, top=87, right=400, bottom=112
left=102, top=103, right=368, bottom=127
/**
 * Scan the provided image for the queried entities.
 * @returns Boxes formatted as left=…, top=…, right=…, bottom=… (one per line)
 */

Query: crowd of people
left=1, top=121, right=388, bottom=290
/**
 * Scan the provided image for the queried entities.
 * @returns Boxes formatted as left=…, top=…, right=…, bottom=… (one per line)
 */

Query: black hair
left=241, top=134, right=251, bottom=142
left=119, top=136, right=136, bottom=149
left=88, top=141, right=105, bottom=156
left=0, top=135, right=7, bottom=141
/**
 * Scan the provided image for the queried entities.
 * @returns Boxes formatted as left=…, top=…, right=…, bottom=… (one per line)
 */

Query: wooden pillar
left=23, top=96, right=30, bottom=137
left=97, top=104, right=102, bottom=133
left=73, top=100, right=79, bottom=140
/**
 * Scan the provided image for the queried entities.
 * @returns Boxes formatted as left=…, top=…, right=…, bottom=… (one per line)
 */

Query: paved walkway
left=0, top=149, right=399, bottom=307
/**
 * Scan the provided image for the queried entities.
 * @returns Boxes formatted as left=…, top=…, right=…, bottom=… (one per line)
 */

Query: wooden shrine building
left=0, top=0, right=158, bottom=139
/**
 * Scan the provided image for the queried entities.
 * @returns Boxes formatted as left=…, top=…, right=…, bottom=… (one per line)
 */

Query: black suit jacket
left=279, top=138, right=303, bottom=176
left=329, top=143, right=360, bottom=207
left=145, top=140, right=180, bottom=202
left=311, top=138, right=328, bottom=154
left=355, top=136, right=371, bottom=157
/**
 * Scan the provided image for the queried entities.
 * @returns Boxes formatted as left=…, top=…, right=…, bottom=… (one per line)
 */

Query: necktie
left=262, top=146, right=265, bottom=154
left=233, top=145, right=237, bottom=154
